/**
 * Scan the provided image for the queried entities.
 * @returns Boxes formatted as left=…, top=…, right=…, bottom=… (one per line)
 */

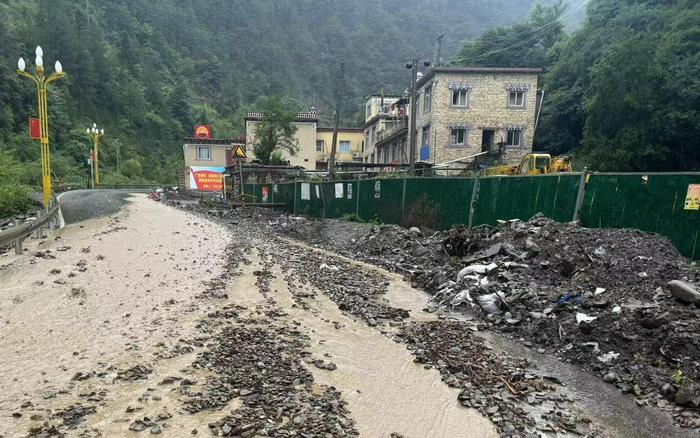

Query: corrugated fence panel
left=358, top=179, right=381, bottom=221
left=321, top=180, right=359, bottom=219
left=377, top=179, right=405, bottom=224
left=580, top=173, right=700, bottom=260
left=473, top=174, right=581, bottom=226
left=404, top=177, right=474, bottom=228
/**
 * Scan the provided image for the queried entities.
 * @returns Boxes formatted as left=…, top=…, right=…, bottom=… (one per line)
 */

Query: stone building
left=362, top=94, right=404, bottom=163
left=411, top=66, right=542, bottom=167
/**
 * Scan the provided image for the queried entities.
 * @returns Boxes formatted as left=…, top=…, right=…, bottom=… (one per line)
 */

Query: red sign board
left=191, top=169, right=223, bottom=191
left=194, top=125, right=212, bottom=139
left=29, top=118, right=41, bottom=140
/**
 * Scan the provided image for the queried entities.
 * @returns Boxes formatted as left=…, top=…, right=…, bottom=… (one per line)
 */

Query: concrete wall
left=246, top=120, right=317, bottom=169
left=413, top=71, right=539, bottom=165
left=364, top=96, right=399, bottom=123
left=183, top=144, right=230, bottom=168
left=316, top=129, right=364, bottom=164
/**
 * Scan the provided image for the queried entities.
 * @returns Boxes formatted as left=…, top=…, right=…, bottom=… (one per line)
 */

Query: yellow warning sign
left=233, top=145, right=246, bottom=158
left=685, top=184, right=700, bottom=211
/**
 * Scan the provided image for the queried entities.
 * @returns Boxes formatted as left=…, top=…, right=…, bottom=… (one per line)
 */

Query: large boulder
left=667, top=280, right=700, bottom=304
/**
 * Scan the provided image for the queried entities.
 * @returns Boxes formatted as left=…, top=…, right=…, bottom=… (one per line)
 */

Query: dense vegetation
left=0, top=0, right=696, bottom=217
left=455, top=0, right=700, bottom=171
left=0, top=0, right=556, bottom=216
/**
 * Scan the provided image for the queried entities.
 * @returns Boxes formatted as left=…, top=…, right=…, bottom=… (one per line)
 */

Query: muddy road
left=0, top=195, right=691, bottom=437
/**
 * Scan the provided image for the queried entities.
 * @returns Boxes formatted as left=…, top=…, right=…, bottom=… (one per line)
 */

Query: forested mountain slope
left=0, top=0, right=554, bottom=187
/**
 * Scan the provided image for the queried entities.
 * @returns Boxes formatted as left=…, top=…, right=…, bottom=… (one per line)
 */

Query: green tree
left=453, top=1, right=567, bottom=68
left=121, top=158, right=143, bottom=178
left=252, top=97, right=299, bottom=165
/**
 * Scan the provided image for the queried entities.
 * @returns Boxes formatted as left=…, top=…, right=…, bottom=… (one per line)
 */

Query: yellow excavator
left=484, top=153, right=572, bottom=176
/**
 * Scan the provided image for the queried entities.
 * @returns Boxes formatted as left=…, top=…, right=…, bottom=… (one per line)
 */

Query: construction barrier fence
left=242, top=172, right=700, bottom=260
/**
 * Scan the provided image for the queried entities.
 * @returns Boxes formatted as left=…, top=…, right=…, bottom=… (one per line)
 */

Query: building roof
left=317, top=127, right=364, bottom=133
left=245, top=111, right=318, bottom=122
left=416, top=66, right=543, bottom=89
left=183, top=137, right=245, bottom=145
left=365, top=94, right=402, bottom=100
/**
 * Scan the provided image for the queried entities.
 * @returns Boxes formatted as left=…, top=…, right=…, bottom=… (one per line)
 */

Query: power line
left=452, top=0, right=589, bottom=63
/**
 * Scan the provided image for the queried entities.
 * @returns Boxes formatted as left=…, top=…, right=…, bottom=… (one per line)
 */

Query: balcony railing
left=377, top=118, right=408, bottom=143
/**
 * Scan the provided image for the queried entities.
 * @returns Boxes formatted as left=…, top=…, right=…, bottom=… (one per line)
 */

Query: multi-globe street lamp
left=16, top=46, right=65, bottom=209
left=87, top=123, right=105, bottom=187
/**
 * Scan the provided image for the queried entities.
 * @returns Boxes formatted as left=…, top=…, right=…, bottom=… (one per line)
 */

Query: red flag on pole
left=29, top=118, right=41, bottom=140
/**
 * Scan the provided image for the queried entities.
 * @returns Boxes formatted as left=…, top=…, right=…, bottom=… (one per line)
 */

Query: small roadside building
left=181, top=130, right=245, bottom=191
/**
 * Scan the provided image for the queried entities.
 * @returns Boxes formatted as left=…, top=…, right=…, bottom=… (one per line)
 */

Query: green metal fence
left=580, top=173, right=700, bottom=260
left=239, top=172, right=699, bottom=260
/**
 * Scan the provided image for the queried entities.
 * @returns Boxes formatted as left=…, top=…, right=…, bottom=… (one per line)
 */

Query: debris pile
left=265, top=210, right=700, bottom=422
left=398, top=320, right=598, bottom=436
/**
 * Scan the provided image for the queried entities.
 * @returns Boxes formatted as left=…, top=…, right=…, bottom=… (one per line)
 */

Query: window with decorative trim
left=508, top=91, right=525, bottom=107
left=451, top=89, right=468, bottom=107
left=506, top=129, right=522, bottom=147
left=196, top=146, right=211, bottom=160
left=316, top=140, right=325, bottom=152
left=422, top=125, right=431, bottom=149
left=339, top=140, right=351, bottom=153
left=450, top=128, right=467, bottom=146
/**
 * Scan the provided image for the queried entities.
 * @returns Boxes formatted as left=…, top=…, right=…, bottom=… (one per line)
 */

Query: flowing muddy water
left=264, top=262, right=497, bottom=438
left=0, top=195, right=231, bottom=436
left=285, top=240, right=694, bottom=438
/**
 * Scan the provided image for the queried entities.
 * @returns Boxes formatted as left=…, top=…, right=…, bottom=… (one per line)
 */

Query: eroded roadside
left=2, top=195, right=684, bottom=437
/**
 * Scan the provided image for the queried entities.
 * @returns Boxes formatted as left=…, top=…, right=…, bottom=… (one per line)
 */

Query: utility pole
left=328, top=62, right=344, bottom=178
left=435, top=33, right=445, bottom=67
left=407, top=58, right=418, bottom=176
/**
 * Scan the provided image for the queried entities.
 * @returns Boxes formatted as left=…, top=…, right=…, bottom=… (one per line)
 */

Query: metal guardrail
left=96, top=184, right=162, bottom=191
left=0, top=201, right=60, bottom=255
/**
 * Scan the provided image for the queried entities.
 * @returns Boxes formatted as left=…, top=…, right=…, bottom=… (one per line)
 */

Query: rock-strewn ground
left=232, top=204, right=700, bottom=429
left=3, top=193, right=697, bottom=437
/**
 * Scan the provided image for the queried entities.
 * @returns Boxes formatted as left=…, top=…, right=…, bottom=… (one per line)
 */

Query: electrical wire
left=452, top=0, right=589, bottom=63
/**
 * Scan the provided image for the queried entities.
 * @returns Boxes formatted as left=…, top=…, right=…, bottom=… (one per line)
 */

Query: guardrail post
left=12, top=220, right=23, bottom=255
left=572, top=167, right=588, bottom=222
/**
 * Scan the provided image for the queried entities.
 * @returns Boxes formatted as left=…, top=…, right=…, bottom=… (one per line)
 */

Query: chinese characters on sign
left=189, top=166, right=224, bottom=191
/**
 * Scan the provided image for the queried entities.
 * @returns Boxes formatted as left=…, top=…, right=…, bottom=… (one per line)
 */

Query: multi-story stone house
left=374, top=97, right=409, bottom=164
left=362, top=94, right=404, bottom=163
left=410, top=66, right=542, bottom=167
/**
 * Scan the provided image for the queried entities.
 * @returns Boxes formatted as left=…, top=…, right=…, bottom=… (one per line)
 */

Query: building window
left=339, top=140, right=351, bottom=153
left=508, top=91, right=525, bottom=107
left=316, top=140, right=325, bottom=152
left=507, top=129, right=522, bottom=147
left=422, top=125, right=430, bottom=149
left=196, top=146, right=211, bottom=160
left=372, top=126, right=377, bottom=144
left=366, top=102, right=372, bottom=119
left=424, top=86, right=432, bottom=113
left=450, top=128, right=467, bottom=146
left=451, top=89, right=468, bottom=107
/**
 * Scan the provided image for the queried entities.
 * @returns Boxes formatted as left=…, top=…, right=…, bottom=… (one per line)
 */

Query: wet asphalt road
left=58, top=190, right=134, bottom=224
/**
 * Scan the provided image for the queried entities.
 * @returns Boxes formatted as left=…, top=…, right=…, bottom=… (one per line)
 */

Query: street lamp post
left=17, top=46, right=65, bottom=209
left=87, top=124, right=104, bottom=187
